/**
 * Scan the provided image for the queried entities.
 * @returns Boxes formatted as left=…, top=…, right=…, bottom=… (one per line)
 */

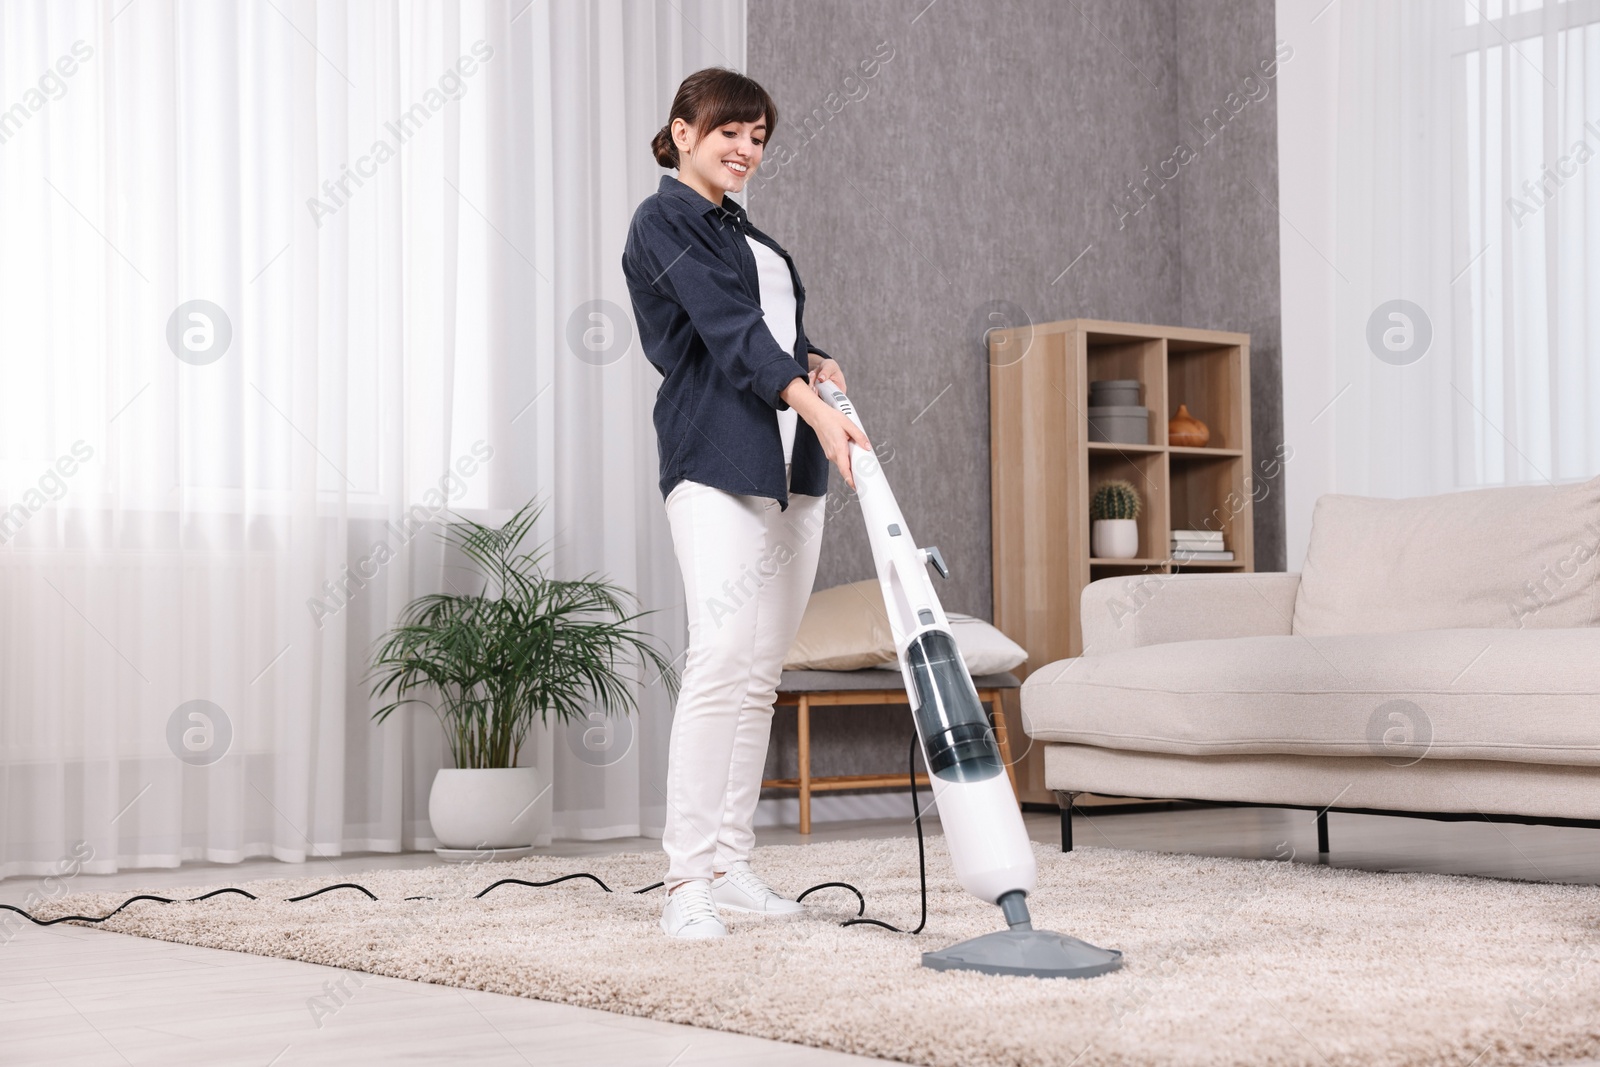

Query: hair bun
left=650, top=123, right=678, bottom=168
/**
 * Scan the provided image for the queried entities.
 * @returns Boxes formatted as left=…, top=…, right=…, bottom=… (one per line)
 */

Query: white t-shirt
left=745, top=235, right=800, bottom=464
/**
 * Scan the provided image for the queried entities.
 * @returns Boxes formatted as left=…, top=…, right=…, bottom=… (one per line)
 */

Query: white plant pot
left=1092, top=518, right=1139, bottom=559
left=428, top=767, right=542, bottom=849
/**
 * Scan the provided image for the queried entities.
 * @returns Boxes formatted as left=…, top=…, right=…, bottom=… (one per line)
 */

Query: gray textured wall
left=747, top=0, right=1285, bottom=610
left=743, top=0, right=1284, bottom=782
left=1175, top=1, right=1286, bottom=571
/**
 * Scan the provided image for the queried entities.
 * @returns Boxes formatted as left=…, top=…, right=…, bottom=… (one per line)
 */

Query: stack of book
left=1171, top=530, right=1233, bottom=561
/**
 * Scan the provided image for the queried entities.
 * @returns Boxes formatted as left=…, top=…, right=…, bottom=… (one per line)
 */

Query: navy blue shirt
left=622, top=174, right=833, bottom=510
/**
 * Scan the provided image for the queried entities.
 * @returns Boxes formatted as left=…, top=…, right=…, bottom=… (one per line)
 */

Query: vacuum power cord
left=2, top=731, right=933, bottom=934
left=802, top=731, right=927, bottom=934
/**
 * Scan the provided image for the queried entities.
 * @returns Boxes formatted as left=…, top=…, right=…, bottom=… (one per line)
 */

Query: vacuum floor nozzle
left=922, top=929, right=1125, bottom=979
left=918, top=888, right=1123, bottom=979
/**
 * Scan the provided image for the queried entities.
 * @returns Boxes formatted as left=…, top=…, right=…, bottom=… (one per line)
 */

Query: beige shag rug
left=38, top=838, right=1600, bottom=1067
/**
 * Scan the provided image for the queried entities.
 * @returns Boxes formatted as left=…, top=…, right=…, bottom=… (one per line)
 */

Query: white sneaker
left=660, top=879, right=728, bottom=939
left=710, top=860, right=804, bottom=916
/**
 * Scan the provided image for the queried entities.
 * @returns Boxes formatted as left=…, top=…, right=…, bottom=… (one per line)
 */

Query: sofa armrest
left=1079, top=572, right=1301, bottom=655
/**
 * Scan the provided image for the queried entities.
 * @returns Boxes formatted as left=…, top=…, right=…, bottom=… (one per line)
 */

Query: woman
left=621, top=67, right=871, bottom=939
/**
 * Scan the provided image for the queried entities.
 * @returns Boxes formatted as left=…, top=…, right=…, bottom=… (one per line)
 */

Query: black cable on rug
left=0, top=731, right=932, bottom=935
left=799, top=731, right=928, bottom=934
left=0, top=887, right=257, bottom=926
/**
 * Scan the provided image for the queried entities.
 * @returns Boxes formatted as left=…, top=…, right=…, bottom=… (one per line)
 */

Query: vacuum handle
left=815, top=379, right=860, bottom=429
left=814, top=379, right=875, bottom=468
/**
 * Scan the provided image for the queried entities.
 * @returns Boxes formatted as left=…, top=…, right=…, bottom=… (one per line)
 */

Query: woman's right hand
left=782, top=378, right=871, bottom=489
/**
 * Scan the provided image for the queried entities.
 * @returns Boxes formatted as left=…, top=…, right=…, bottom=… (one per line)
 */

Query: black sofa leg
left=1317, top=810, right=1330, bottom=854
left=1056, top=791, right=1076, bottom=852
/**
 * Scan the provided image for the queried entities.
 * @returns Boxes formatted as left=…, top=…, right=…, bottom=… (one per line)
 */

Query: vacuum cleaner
left=817, top=380, right=1123, bottom=979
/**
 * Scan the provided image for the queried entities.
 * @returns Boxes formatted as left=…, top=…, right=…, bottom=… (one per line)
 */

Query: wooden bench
left=762, top=669, right=1023, bottom=834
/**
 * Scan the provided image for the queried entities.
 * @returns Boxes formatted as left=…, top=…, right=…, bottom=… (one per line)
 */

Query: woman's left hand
left=809, top=358, right=846, bottom=393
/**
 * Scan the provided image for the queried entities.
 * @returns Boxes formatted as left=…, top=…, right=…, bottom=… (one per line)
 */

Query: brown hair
left=650, top=67, right=778, bottom=169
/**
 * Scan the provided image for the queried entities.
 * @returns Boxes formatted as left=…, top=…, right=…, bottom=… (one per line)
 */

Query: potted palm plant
left=367, top=501, right=677, bottom=854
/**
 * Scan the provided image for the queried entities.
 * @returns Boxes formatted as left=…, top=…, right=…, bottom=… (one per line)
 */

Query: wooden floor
left=6, top=805, right=1600, bottom=1066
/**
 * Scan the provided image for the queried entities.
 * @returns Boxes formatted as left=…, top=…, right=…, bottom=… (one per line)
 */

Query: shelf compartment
left=1169, top=454, right=1251, bottom=565
left=1085, top=334, right=1166, bottom=446
left=1087, top=449, right=1168, bottom=568
left=1166, top=340, right=1244, bottom=451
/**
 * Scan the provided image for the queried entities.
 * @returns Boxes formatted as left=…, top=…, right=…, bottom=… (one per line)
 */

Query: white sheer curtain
left=1280, top=0, right=1600, bottom=554
left=1451, top=0, right=1600, bottom=485
left=0, top=0, right=742, bottom=879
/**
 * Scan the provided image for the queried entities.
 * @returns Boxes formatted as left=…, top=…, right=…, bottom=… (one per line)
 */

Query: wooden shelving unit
left=988, top=319, right=1254, bottom=806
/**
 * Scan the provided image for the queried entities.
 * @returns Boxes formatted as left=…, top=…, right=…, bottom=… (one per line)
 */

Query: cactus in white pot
left=1090, top=480, right=1142, bottom=559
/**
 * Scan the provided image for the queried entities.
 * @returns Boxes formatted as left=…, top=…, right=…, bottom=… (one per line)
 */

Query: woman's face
left=675, top=116, right=766, bottom=198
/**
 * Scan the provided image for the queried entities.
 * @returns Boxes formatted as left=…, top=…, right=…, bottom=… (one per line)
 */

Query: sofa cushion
left=1292, top=476, right=1600, bottom=635
left=1021, top=627, right=1600, bottom=766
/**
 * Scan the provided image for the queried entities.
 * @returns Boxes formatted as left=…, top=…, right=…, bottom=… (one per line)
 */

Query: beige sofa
left=1021, top=475, right=1600, bottom=853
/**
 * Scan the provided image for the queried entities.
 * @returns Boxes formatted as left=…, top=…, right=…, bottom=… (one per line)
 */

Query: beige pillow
left=785, top=580, right=1029, bottom=675
left=1293, top=475, right=1600, bottom=636
left=783, top=579, right=898, bottom=670
left=871, top=614, right=1027, bottom=675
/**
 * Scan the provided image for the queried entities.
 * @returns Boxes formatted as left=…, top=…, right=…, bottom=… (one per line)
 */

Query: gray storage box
left=1088, top=379, right=1142, bottom=408
left=1086, top=405, right=1149, bottom=444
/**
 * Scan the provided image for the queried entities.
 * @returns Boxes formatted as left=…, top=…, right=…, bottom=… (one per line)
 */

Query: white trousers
left=660, top=469, right=826, bottom=888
